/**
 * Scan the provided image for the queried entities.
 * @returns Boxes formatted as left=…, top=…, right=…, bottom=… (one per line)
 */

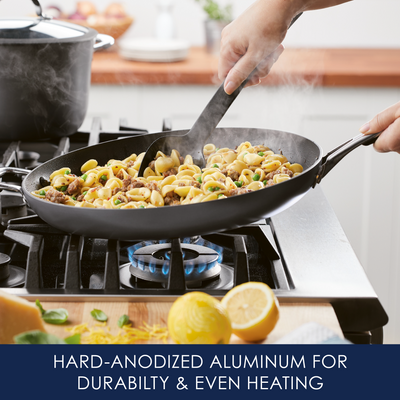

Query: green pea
left=139, top=205, right=145, bottom=209
left=217, top=194, right=224, bottom=198
left=59, top=185, right=67, bottom=192
left=114, top=199, right=122, bottom=205
left=208, top=186, right=215, bottom=192
left=263, top=180, right=267, bottom=186
left=258, top=152, right=264, bottom=156
left=83, top=191, right=88, bottom=196
left=72, top=196, right=77, bottom=201
left=212, top=163, right=219, bottom=168
left=81, top=174, right=88, bottom=181
left=39, top=190, right=46, bottom=196
left=234, top=181, right=243, bottom=188
left=64, top=170, right=70, bottom=175
left=196, top=176, right=202, bottom=184
left=100, top=175, right=107, bottom=181
left=252, top=173, right=260, bottom=181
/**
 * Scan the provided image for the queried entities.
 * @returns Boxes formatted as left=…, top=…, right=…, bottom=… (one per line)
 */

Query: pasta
left=32, top=142, right=303, bottom=209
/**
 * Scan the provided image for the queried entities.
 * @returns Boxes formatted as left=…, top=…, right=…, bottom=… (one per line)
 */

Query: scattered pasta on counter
left=32, top=141, right=304, bottom=208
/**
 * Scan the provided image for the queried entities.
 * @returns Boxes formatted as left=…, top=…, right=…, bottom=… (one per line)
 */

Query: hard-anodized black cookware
left=0, top=0, right=114, bottom=141
left=0, top=127, right=379, bottom=241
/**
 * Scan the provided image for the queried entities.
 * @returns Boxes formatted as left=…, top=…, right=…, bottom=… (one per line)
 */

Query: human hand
left=218, top=0, right=296, bottom=94
left=359, top=101, right=400, bottom=154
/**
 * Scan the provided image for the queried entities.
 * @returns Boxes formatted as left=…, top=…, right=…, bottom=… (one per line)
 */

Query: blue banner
left=0, top=344, right=397, bottom=399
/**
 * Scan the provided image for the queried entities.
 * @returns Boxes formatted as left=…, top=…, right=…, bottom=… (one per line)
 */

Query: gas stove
left=0, top=118, right=388, bottom=344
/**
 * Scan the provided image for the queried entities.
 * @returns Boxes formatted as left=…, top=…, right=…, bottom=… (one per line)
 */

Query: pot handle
left=94, top=34, right=115, bottom=52
left=0, top=167, right=29, bottom=198
left=314, top=132, right=381, bottom=186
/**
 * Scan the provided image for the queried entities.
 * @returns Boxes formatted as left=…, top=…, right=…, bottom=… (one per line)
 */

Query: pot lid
left=0, top=18, right=96, bottom=42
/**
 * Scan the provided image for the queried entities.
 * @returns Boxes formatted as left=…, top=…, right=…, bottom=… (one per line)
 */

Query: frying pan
left=0, top=127, right=379, bottom=241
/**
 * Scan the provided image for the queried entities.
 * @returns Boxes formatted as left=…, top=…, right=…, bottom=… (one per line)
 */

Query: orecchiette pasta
left=32, top=142, right=304, bottom=209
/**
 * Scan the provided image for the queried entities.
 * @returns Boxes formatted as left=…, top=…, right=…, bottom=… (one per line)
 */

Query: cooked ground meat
left=67, top=178, right=81, bottom=195
left=145, top=181, right=159, bottom=191
left=148, top=160, right=156, bottom=171
left=190, top=181, right=201, bottom=188
left=45, top=188, right=67, bottom=204
left=179, top=156, right=184, bottom=165
left=76, top=194, right=85, bottom=202
left=225, top=188, right=252, bottom=197
left=127, top=160, right=135, bottom=168
left=112, top=187, right=122, bottom=196
left=227, top=170, right=240, bottom=182
left=280, top=167, right=294, bottom=177
left=127, top=180, right=145, bottom=190
left=116, top=169, right=125, bottom=180
left=164, top=191, right=181, bottom=206
left=265, top=170, right=282, bottom=181
left=163, top=167, right=178, bottom=177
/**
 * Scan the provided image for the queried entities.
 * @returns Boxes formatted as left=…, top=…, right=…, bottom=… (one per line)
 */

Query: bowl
left=61, top=16, right=134, bottom=40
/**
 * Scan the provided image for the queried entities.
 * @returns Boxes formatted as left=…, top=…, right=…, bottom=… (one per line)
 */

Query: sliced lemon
left=221, top=282, right=280, bottom=342
left=168, top=292, right=232, bottom=344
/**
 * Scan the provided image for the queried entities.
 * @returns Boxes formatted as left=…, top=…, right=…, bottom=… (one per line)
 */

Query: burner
left=127, top=239, right=224, bottom=285
left=119, top=263, right=234, bottom=290
left=0, top=253, right=25, bottom=288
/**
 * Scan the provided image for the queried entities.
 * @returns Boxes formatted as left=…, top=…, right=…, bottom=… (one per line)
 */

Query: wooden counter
left=91, top=46, right=400, bottom=87
left=42, top=301, right=343, bottom=344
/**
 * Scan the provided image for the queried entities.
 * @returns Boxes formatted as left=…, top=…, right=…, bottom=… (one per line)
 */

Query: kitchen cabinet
left=83, top=48, right=400, bottom=344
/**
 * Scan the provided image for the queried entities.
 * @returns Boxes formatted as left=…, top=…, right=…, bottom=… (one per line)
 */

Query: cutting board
left=40, top=301, right=343, bottom=344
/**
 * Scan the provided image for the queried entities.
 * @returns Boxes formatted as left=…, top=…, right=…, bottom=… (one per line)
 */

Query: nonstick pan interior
left=22, top=127, right=322, bottom=240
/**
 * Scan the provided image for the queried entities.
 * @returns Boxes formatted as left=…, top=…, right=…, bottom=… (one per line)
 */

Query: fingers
left=373, top=118, right=400, bottom=154
left=223, top=44, right=285, bottom=94
left=359, top=101, right=400, bottom=134
left=359, top=101, right=400, bottom=154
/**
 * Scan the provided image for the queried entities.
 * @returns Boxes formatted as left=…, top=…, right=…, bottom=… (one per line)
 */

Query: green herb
left=114, top=199, right=122, bottom=205
left=83, top=191, right=88, bottom=196
left=234, top=181, right=243, bottom=188
left=139, top=205, right=145, bottom=209
left=36, top=300, right=68, bottom=325
left=258, top=152, right=264, bottom=156
left=64, top=170, right=70, bottom=175
left=72, top=196, right=77, bottom=201
left=81, top=174, right=88, bottom=181
left=91, top=309, right=108, bottom=322
left=64, top=334, right=81, bottom=344
left=212, top=163, right=219, bottom=168
left=100, top=175, right=107, bottom=181
left=107, top=163, right=111, bottom=166
left=14, top=330, right=66, bottom=344
left=252, top=173, right=260, bottom=181
left=195, top=0, right=232, bottom=22
left=263, top=180, right=268, bottom=185
left=117, top=314, right=130, bottom=328
left=196, top=176, right=202, bottom=184
left=39, top=190, right=46, bottom=196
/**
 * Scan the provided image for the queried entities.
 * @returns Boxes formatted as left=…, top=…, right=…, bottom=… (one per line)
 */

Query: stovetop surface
left=0, top=119, right=388, bottom=337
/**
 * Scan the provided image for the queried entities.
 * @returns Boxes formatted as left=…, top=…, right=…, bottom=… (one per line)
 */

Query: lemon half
left=221, top=282, right=280, bottom=342
left=168, top=292, right=232, bottom=344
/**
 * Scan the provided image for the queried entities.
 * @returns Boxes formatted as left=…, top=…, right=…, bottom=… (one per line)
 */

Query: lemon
left=168, top=292, right=232, bottom=344
left=221, top=282, right=280, bottom=342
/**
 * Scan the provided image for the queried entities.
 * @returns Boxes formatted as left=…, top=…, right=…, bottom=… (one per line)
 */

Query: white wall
left=2, top=0, right=400, bottom=48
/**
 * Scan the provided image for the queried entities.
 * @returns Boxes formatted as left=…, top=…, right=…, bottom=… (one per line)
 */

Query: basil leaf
left=35, top=300, right=68, bottom=324
left=64, top=334, right=81, bottom=344
left=91, top=309, right=108, bottom=322
left=14, top=330, right=66, bottom=344
left=42, top=309, right=69, bottom=325
left=35, top=299, right=45, bottom=315
left=117, top=314, right=130, bottom=328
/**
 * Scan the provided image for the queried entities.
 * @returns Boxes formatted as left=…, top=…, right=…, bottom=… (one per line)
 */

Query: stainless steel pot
left=0, top=0, right=114, bottom=141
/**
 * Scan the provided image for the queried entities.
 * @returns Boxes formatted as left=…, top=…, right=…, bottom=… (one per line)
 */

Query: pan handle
left=314, top=132, right=381, bottom=186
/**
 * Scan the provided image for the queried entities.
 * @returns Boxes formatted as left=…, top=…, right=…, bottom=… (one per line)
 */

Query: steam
left=0, top=41, right=90, bottom=136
